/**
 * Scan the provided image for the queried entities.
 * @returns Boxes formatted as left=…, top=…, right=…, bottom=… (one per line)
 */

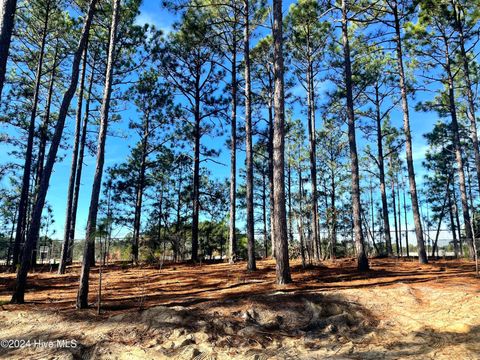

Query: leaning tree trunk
left=11, top=1, right=50, bottom=269
left=272, top=0, right=291, bottom=284
left=0, top=0, right=17, bottom=101
left=228, top=27, right=238, bottom=263
left=11, top=0, right=98, bottom=304
left=391, top=0, right=427, bottom=263
left=444, top=38, right=475, bottom=259
left=244, top=0, right=256, bottom=271
left=375, top=83, right=393, bottom=256
left=76, top=0, right=119, bottom=309
left=341, top=0, right=369, bottom=271
left=59, top=42, right=89, bottom=275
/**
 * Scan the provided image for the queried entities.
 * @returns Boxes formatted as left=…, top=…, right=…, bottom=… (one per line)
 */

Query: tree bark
left=244, top=0, right=256, bottom=271
left=11, top=0, right=98, bottom=304
left=76, top=0, right=119, bottom=309
left=397, top=177, right=403, bottom=257
left=306, top=58, right=320, bottom=261
left=228, top=23, right=237, bottom=263
left=69, top=57, right=96, bottom=264
left=297, top=168, right=306, bottom=268
left=444, top=36, right=475, bottom=259
left=0, top=0, right=17, bottom=101
left=375, top=84, right=393, bottom=256
left=403, top=187, right=410, bottom=257
left=132, top=112, right=149, bottom=265
left=272, top=0, right=291, bottom=284
left=452, top=1, right=480, bottom=199
left=191, top=68, right=201, bottom=262
left=341, top=0, right=369, bottom=271
left=391, top=0, right=427, bottom=263
left=268, top=95, right=275, bottom=258
left=59, top=42, right=89, bottom=274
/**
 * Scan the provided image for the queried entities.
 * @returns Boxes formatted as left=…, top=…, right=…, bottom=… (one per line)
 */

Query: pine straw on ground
left=0, top=258, right=479, bottom=359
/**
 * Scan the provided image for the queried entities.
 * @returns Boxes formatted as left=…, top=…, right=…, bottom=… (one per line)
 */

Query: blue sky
left=0, top=0, right=453, bottom=249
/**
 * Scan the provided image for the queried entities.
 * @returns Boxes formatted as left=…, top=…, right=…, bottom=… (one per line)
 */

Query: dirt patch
left=0, top=258, right=479, bottom=359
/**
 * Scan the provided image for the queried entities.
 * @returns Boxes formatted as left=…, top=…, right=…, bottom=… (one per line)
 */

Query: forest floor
left=0, top=258, right=479, bottom=359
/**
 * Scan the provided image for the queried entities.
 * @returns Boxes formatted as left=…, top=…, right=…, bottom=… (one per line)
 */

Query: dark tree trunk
left=0, top=0, right=17, bottom=101
left=391, top=176, right=399, bottom=257
left=68, top=57, right=96, bottom=264
left=262, top=171, right=268, bottom=257
left=330, top=169, right=337, bottom=260
left=444, top=36, right=475, bottom=259
left=297, top=168, right=306, bottom=268
left=244, top=0, right=256, bottom=271
left=452, top=2, right=480, bottom=198
left=403, top=187, right=410, bottom=257
left=272, top=0, right=291, bottom=284
left=228, top=25, right=237, bottom=263
left=268, top=96, right=275, bottom=258
left=11, top=0, right=98, bottom=304
left=132, top=112, right=149, bottom=265
left=375, top=84, right=393, bottom=256
left=59, top=42, right=89, bottom=275
left=341, top=0, right=369, bottom=271
left=397, top=179, right=403, bottom=257
left=11, top=0, right=50, bottom=269
left=76, top=0, right=119, bottom=309
left=191, top=73, right=201, bottom=262
left=391, top=0, right=427, bottom=263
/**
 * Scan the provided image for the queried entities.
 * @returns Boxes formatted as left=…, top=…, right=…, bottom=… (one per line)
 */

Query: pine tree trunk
left=375, top=84, right=393, bottom=256
left=391, top=0, right=427, bottom=263
left=268, top=96, right=275, bottom=258
left=403, top=188, right=410, bottom=257
left=69, top=57, right=96, bottom=264
left=341, top=0, right=369, bottom=271
left=330, top=168, right=337, bottom=259
left=228, top=27, right=237, bottom=263
left=0, top=0, right=17, bottom=100
left=11, top=1, right=51, bottom=269
left=391, top=176, right=399, bottom=257
left=244, top=0, right=255, bottom=271
left=59, top=43, right=88, bottom=275
left=262, top=171, right=268, bottom=257
left=76, top=0, right=119, bottom=309
left=397, top=179, right=403, bottom=257
left=444, top=37, right=475, bottom=259
left=11, top=0, right=98, bottom=304
left=297, top=168, right=306, bottom=268
left=272, top=0, right=291, bottom=284
left=132, top=113, right=149, bottom=265
left=452, top=2, right=480, bottom=199
left=191, top=74, right=201, bottom=262
left=306, top=60, right=320, bottom=261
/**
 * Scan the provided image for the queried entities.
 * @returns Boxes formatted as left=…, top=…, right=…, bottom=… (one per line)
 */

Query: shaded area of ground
left=0, top=258, right=479, bottom=359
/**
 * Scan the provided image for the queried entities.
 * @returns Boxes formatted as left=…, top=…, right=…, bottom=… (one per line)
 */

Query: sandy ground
left=0, top=258, right=479, bottom=359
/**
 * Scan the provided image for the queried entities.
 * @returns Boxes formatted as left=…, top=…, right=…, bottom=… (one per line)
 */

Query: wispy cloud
left=135, top=11, right=173, bottom=35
